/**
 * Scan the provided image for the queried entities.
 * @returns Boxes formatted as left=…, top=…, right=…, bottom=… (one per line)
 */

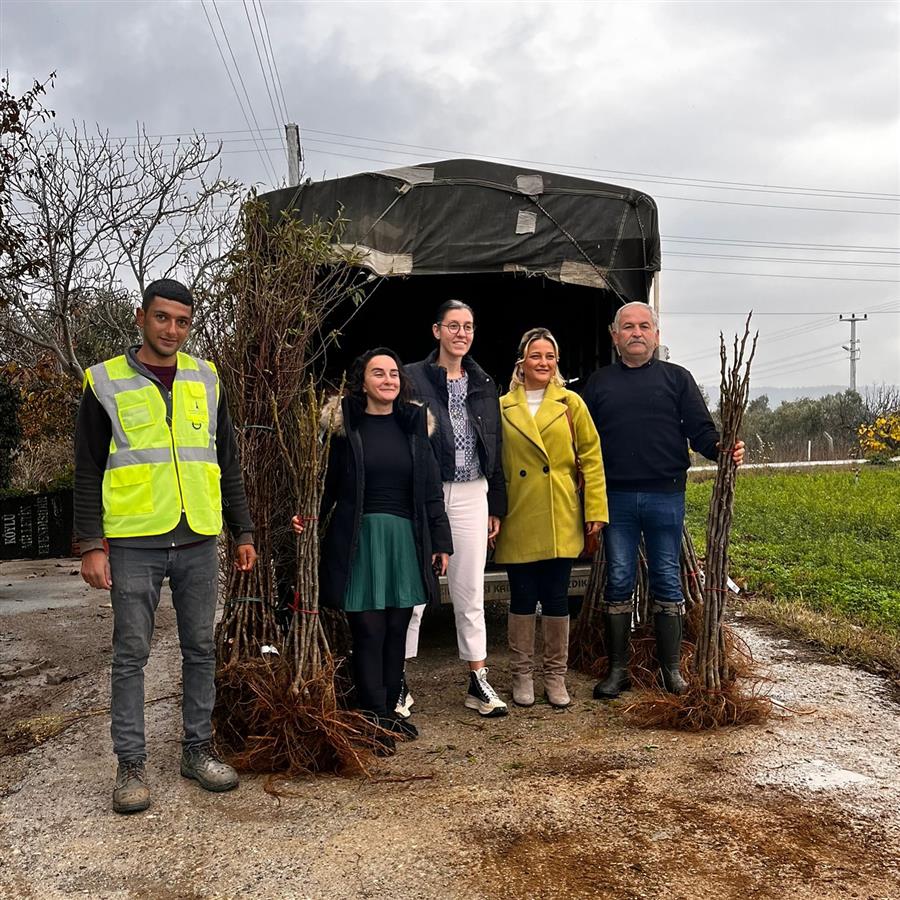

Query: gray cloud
left=3, top=0, right=898, bottom=389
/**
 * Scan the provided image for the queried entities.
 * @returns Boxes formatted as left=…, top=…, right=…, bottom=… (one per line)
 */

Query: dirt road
left=1, top=559, right=898, bottom=899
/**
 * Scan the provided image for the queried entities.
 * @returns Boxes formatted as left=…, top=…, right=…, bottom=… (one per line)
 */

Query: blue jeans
left=603, top=491, right=685, bottom=605
left=109, top=540, right=219, bottom=762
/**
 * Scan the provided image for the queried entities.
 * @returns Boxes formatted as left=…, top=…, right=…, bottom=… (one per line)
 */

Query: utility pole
left=839, top=313, right=867, bottom=392
left=285, top=123, right=302, bottom=187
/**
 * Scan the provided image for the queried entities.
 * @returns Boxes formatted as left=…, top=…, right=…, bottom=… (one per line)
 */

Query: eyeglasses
left=437, top=322, right=476, bottom=335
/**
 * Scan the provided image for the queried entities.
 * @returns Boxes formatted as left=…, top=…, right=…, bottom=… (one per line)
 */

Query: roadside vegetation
left=686, top=466, right=900, bottom=681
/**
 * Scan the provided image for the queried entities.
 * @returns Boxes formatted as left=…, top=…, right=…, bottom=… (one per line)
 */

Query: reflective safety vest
left=85, top=352, right=223, bottom=538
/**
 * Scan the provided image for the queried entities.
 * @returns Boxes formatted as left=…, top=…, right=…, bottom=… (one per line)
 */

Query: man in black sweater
left=582, top=301, right=744, bottom=697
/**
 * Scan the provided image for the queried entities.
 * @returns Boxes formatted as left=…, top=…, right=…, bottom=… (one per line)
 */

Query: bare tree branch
left=0, top=123, right=239, bottom=379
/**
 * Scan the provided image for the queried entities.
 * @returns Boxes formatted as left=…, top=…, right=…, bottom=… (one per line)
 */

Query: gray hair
left=610, top=301, right=659, bottom=333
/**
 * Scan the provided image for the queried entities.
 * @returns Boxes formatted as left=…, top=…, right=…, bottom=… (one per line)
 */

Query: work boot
left=464, top=667, right=509, bottom=717
left=654, top=608, right=689, bottom=695
left=507, top=613, right=536, bottom=707
left=112, top=760, right=151, bottom=814
left=541, top=615, right=571, bottom=708
left=593, top=611, right=633, bottom=700
left=180, top=743, right=239, bottom=792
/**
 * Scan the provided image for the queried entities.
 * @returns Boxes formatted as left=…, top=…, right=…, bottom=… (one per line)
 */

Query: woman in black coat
left=292, top=348, right=452, bottom=749
left=403, top=299, right=508, bottom=719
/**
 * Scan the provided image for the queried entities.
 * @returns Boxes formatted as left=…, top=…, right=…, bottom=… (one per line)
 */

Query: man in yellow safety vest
left=74, top=278, right=257, bottom=814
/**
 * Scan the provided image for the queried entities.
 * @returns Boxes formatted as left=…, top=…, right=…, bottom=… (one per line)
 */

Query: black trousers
left=505, top=558, right=575, bottom=617
left=346, top=607, right=414, bottom=716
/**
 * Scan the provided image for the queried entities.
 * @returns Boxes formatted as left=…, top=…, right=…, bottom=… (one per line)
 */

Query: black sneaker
left=394, top=670, right=414, bottom=719
left=464, top=667, right=508, bottom=718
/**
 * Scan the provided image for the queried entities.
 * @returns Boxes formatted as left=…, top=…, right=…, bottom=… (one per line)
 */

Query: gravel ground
left=1, top=559, right=898, bottom=899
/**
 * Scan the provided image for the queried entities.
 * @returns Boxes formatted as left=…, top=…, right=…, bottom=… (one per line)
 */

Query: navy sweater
left=581, top=358, right=720, bottom=493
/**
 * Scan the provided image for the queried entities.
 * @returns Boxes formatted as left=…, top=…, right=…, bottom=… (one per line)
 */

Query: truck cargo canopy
left=261, top=158, right=660, bottom=303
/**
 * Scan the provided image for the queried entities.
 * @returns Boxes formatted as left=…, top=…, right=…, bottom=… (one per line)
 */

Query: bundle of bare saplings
left=572, top=317, right=772, bottom=729
left=197, top=198, right=387, bottom=778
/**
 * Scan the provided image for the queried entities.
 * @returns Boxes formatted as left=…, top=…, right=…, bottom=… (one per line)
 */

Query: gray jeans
left=109, top=540, right=219, bottom=762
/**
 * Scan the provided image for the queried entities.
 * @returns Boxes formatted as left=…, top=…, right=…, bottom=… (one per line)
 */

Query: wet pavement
left=1, top=561, right=898, bottom=899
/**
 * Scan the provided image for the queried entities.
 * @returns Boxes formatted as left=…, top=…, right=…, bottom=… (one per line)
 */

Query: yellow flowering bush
left=858, top=414, right=900, bottom=461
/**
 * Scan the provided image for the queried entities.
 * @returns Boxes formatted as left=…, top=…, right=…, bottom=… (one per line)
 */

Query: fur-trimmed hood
left=320, top=394, right=436, bottom=437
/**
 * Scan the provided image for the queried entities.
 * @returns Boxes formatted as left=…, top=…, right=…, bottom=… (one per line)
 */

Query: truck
left=261, top=157, right=661, bottom=601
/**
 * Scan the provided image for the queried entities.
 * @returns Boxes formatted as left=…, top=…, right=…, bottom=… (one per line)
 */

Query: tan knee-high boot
left=507, top=613, right=536, bottom=707
left=541, top=615, right=571, bottom=708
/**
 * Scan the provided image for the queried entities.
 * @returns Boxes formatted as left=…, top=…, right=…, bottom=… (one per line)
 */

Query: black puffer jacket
left=318, top=396, right=453, bottom=610
left=405, top=352, right=507, bottom=518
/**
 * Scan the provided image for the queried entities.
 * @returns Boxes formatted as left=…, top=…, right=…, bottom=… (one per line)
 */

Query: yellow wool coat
left=493, top=382, right=608, bottom=564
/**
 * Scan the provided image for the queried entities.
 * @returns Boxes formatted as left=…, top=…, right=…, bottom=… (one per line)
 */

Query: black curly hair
left=142, top=278, right=193, bottom=310
left=345, top=347, right=413, bottom=410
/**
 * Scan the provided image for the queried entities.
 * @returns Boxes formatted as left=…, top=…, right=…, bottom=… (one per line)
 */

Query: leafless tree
left=1, top=72, right=56, bottom=284
left=1, top=124, right=241, bottom=380
left=863, top=383, right=900, bottom=419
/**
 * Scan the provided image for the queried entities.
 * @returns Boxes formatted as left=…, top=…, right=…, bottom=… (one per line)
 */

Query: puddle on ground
left=733, top=623, right=899, bottom=818
left=755, top=758, right=875, bottom=792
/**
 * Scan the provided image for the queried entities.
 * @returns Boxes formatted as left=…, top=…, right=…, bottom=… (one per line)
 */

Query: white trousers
left=405, top=477, right=489, bottom=662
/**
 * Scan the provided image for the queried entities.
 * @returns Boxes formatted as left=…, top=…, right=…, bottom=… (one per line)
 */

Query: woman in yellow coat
left=494, top=327, right=608, bottom=708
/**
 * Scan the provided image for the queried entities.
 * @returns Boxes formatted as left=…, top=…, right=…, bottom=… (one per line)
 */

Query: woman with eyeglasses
left=493, top=327, right=607, bottom=708
left=402, top=300, right=509, bottom=718
left=292, top=348, right=452, bottom=753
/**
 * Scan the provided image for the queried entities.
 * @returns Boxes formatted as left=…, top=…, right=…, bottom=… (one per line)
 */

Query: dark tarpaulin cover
left=261, top=158, right=660, bottom=302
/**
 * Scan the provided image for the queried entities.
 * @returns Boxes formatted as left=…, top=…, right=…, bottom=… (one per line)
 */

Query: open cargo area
left=262, top=158, right=661, bottom=388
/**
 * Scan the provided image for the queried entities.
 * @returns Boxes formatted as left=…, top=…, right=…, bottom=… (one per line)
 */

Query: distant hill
left=703, top=384, right=849, bottom=407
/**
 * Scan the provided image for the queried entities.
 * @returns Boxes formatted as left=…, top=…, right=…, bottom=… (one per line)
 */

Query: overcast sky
left=3, top=0, right=899, bottom=393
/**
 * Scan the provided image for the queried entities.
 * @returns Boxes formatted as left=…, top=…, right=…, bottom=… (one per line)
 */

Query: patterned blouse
left=447, top=372, right=482, bottom=482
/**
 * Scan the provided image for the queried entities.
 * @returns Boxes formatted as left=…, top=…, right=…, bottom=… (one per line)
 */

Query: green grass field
left=685, top=467, right=900, bottom=637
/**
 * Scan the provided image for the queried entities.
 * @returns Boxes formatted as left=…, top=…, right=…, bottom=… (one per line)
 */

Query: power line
left=663, top=235, right=900, bottom=254
left=200, top=0, right=276, bottom=184
left=668, top=299, right=900, bottom=366
left=688, top=303, right=898, bottom=380
left=72, top=127, right=900, bottom=206
left=298, top=143, right=900, bottom=214
left=666, top=308, right=898, bottom=318
left=672, top=319, right=837, bottom=365
left=664, top=251, right=900, bottom=268
left=734, top=343, right=847, bottom=376
left=746, top=354, right=850, bottom=383
left=650, top=193, right=900, bottom=217
left=295, top=128, right=900, bottom=201
left=52, top=123, right=900, bottom=209
left=665, top=268, right=900, bottom=283
left=696, top=350, right=848, bottom=386
left=241, top=0, right=286, bottom=152
left=256, top=0, right=290, bottom=122
left=307, top=144, right=900, bottom=215
left=210, top=0, right=279, bottom=184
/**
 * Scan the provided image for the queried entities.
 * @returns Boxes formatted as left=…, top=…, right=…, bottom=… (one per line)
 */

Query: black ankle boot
left=383, top=713, right=418, bottom=740
left=593, top=611, right=632, bottom=699
left=653, top=610, right=689, bottom=695
left=358, top=709, right=397, bottom=756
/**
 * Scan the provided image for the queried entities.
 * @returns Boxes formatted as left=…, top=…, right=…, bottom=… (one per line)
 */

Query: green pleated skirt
left=343, top=514, right=426, bottom=612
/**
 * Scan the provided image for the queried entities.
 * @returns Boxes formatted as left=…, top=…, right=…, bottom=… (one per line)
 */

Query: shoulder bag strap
left=564, top=405, right=585, bottom=493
